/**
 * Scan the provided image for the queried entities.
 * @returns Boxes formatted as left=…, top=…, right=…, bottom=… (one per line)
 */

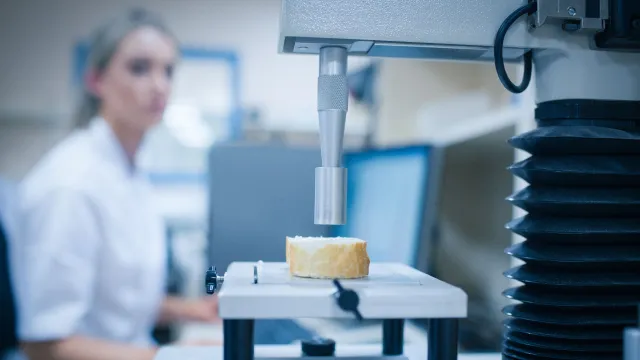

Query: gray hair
left=74, top=8, right=176, bottom=128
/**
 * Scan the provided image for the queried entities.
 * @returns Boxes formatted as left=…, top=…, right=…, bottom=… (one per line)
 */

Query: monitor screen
left=208, top=144, right=329, bottom=272
left=333, top=146, right=431, bottom=267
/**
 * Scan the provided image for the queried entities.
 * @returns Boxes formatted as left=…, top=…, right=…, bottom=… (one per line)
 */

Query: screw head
left=205, top=266, right=220, bottom=294
left=567, top=7, right=577, bottom=16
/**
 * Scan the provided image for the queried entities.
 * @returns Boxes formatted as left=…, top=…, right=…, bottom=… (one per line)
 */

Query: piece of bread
left=286, top=236, right=370, bottom=279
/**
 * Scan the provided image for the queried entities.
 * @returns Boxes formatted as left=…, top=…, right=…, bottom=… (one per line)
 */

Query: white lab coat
left=10, top=118, right=167, bottom=347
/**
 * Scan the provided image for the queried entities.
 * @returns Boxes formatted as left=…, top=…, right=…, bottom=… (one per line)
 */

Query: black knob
left=332, top=279, right=363, bottom=321
left=301, top=337, right=336, bottom=357
left=205, top=266, right=222, bottom=294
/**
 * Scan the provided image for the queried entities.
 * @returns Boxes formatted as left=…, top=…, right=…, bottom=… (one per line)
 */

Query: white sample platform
left=218, top=262, right=467, bottom=319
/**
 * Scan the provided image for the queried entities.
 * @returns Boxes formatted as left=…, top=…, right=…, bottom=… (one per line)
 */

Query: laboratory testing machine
left=155, top=1, right=640, bottom=360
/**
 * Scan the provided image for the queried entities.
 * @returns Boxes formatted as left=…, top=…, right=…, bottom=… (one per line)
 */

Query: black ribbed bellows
left=502, top=99, right=640, bottom=359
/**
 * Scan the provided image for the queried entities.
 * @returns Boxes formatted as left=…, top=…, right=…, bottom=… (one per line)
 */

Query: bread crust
left=286, top=237, right=370, bottom=279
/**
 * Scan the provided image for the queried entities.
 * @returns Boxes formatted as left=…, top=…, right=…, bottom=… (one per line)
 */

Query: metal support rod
left=318, top=46, right=347, bottom=168
left=427, top=318, right=458, bottom=360
left=315, top=46, right=348, bottom=225
left=223, top=319, right=254, bottom=360
left=382, top=319, right=404, bottom=355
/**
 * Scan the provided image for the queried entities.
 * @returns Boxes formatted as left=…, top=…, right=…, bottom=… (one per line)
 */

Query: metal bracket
left=534, top=0, right=609, bottom=31
left=205, top=266, right=225, bottom=294
left=332, top=279, right=363, bottom=321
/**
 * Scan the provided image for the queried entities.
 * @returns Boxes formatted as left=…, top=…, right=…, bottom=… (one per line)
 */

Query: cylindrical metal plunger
left=316, top=46, right=348, bottom=225
left=314, top=167, right=346, bottom=225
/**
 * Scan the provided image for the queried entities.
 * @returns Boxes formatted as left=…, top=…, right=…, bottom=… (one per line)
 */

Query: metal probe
left=315, top=46, right=348, bottom=225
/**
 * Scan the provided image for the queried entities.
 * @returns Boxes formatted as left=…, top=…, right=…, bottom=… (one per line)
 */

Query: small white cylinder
left=314, top=167, right=347, bottom=225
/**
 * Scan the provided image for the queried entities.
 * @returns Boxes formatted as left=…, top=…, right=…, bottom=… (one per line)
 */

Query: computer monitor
left=207, top=143, right=330, bottom=344
left=207, top=143, right=330, bottom=273
left=333, top=145, right=443, bottom=272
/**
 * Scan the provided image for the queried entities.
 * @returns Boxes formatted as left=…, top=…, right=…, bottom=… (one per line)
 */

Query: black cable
left=494, top=1, right=537, bottom=94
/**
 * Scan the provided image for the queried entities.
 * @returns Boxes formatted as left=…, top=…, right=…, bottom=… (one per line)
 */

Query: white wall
left=0, top=0, right=372, bottom=179
left=0, top=0, right=335, bottom=125
left=374, top=59, right=514, bottom=146
left=0, top=122, right=69, bottom=181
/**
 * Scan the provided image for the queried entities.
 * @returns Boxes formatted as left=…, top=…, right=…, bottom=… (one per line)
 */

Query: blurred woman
left=10, top=9, right=218, bottom=360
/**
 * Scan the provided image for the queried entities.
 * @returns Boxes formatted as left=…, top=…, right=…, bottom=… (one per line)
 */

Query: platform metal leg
left=382, top=319, right=405, bottom=355
left=223, top=319, right=254, bottom=360
left=427, top=318, right=458, bottom=360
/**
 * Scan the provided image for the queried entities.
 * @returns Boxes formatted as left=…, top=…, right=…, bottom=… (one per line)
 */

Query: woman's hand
left=21, top=337, right=159, bottom=360
left=180, top=296, right=221, bottom=323
left=158, top=295, right=221, bottom=325
left=173, top=338, right=223, bottom=347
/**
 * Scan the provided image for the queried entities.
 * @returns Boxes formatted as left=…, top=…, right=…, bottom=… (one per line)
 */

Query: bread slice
left=286, top=236, right=370, bottom=279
